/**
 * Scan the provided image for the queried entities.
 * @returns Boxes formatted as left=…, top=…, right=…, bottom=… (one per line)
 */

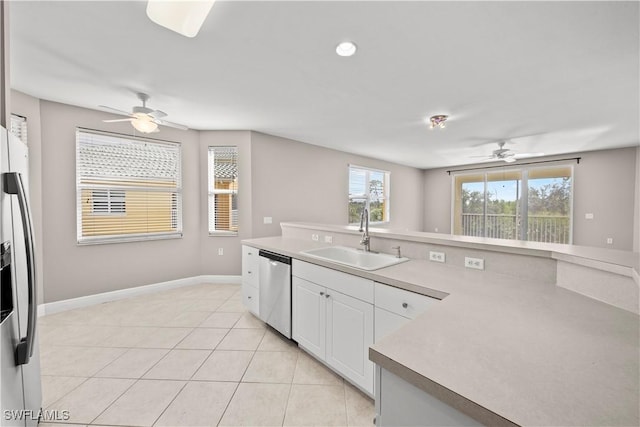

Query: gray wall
left=250, top=132, right=425, bottom=238
left=38, top=100, right=202, bottom=302
left=11, top=90, right=44, bottom=304
left=17, top=97, right=426, bottom=302
left=423, top=147, right=639, bottom=250
left=634, top=146, right=640, bottom=253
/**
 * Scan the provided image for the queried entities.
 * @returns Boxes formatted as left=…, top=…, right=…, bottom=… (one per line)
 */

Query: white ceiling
left=9, top=1, right=640, bottom=169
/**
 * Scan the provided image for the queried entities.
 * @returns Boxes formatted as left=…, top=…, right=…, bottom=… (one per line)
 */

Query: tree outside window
left=349, top=166, right=390, bottom=224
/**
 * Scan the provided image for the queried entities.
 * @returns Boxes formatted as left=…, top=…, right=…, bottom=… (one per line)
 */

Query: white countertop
left=243, top=235, right=640, bottom=427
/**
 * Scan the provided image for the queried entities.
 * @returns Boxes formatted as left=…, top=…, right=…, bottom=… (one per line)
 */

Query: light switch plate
left=312, top=234, right=319, bottom=241
left=585, top=213, right=594, bottom=220
left=263, top=216, right=273, bottom=224
left=324, top=236, right=333, bottom=243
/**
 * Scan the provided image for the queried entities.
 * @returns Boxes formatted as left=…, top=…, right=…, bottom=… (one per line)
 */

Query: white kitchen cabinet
left=374, top=282, right=436, bottom=343
left=241, top=282, right=259, bottom=315
left=326, top=289, right=374, bottom=392
left=292, top=260, right=375, bottom=394
left=242, top=245, right=259, bottom=288
left=292, top=276, right=325, bottom=359
left=374, top=307, right=409, bottom=342
left=241, top=245, right=260, bottom=316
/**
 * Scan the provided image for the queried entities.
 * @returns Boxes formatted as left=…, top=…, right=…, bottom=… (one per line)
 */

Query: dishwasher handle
left=258, top=249, right=291, bottom=265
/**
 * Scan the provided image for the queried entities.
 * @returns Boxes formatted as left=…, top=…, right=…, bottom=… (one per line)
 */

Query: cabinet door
left=242, top=245, right=259, bottom=288
left=292, top=277, right=326, bottom=360
left=326, top=290, right=374, bottom=394
left=374, top=307, right=409, bottom=342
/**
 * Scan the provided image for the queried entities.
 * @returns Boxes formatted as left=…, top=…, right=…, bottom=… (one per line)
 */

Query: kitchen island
left=243, top=228, right=639, bottom=427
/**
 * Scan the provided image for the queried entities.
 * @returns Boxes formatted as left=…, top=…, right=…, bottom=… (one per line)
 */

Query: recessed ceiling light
left=336, top=41, right=357, bottom=57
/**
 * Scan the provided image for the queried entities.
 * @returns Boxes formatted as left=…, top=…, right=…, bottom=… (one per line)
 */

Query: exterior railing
left=461, top=213, right=570, bottom=244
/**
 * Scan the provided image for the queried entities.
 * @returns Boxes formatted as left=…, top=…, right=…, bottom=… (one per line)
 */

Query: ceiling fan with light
left=471, top=141, right=544, bottom=163
left=99, top=93, right=188, bottom=134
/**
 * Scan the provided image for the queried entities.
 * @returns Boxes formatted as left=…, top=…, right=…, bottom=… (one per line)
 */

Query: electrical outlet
left=429, top=251, right=445, bottom=263
left=324, top=236, right=333, bottom=243
left=263, top=216, right=272, bottom=224
left=218, top=248, right=224, bottom=255
left=606, top=237, right=613, bottom=245
left=311, top=234, right=319, bottom=241
left=464, top=256, right=484, bottom=270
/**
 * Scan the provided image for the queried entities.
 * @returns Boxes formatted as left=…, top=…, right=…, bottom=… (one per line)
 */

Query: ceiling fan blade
left=150, top=110, right=168, bottom=119
left=156, top=119, right=188, bottom=130
left=103, top=118, right=134, bottom=123
left=98, top=105, right=133, bottom=116
left=513, top=153, right=545, bottom=159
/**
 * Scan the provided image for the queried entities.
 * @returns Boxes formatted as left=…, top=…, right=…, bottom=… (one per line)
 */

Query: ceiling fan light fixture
left=131, top=115, right=158, bottom=133
left=146, top=0, right=215, bottom=38
left=429, top=114, right=448, bottom=129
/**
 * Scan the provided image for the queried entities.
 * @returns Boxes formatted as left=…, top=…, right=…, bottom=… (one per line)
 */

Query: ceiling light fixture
left=146, top=0, right=215, bottom=38
left=429, top=115, right=448, bottom=129
left=336, top=41, right=357, bottom=57
left=131, top=114, right=158, bottom=133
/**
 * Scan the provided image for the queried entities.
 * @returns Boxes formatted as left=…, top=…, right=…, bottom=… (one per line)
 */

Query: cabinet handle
left=247, top=271, right=252, bottom=274
left=320, top=292, right=325, bottom=296
left=325, top=294, right=330, bottom=298
left=402, top=302, right=408, bottom=308
left=248, top=296, right=252, bottom=299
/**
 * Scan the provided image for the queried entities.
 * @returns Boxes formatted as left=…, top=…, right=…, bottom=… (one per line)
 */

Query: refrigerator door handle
left=2, top=172, right=37, bottom=365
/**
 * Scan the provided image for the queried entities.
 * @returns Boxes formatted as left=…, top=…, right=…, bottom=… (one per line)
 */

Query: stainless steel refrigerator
left=1, top=125, right=42, bottom=426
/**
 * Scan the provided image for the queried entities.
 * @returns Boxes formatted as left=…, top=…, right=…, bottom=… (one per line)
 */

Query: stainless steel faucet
left=359, top=208, right=370, bottom=252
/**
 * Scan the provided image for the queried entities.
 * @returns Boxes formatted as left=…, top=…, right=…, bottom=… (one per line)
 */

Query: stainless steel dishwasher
left=258, top=250, right=292, bottom=339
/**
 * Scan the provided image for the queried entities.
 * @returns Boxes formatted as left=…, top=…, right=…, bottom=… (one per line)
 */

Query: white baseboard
left=38, top=275, right=241, bottom=317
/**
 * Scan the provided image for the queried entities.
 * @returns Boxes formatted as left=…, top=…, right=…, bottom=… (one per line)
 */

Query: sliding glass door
left=453, top=166, right=572, bottom=244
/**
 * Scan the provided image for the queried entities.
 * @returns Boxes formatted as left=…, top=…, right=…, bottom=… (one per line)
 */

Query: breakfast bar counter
left=242, top=235, right=639, bottom=426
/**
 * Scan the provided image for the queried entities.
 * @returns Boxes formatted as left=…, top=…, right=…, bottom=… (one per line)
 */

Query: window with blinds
left=76, top=129, right=182, bottom=244
left=10, top=114, right=28, bottom=144
left=208, top=146, right=238, bottom=235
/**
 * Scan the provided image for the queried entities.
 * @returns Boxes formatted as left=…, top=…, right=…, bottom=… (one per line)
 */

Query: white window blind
left=10, top=114, right=27, bottom=145
left=76, top=129, right=182, bottom=244
left=208, top=146, right=238, bottom=235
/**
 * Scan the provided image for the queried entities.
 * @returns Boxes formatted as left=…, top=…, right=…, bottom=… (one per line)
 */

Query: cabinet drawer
left=242, top=282, right=259, bottom=316
left=293, top=260, right=374, bottom=304
left=242, top=245, right=259, bottom=288
left=374, top=282, right=435, bottom=319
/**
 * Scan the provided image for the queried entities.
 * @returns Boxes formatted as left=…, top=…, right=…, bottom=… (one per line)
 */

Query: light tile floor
left=38, top=283, right=375, bottom=427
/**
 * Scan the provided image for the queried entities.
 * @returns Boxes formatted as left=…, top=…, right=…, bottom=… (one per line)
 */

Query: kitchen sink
left=302, top=246, right=409, bottom=271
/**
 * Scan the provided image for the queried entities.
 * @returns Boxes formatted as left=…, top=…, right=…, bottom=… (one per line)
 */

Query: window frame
left=10, top=114, right=28, bottom=145
left=208, top=146, right=239, bottom=236
left=450, top=164, right=574, bottom=244
left=348, top=164, right=391, bottom=225
left=75, top=128, right=183, bottom=245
